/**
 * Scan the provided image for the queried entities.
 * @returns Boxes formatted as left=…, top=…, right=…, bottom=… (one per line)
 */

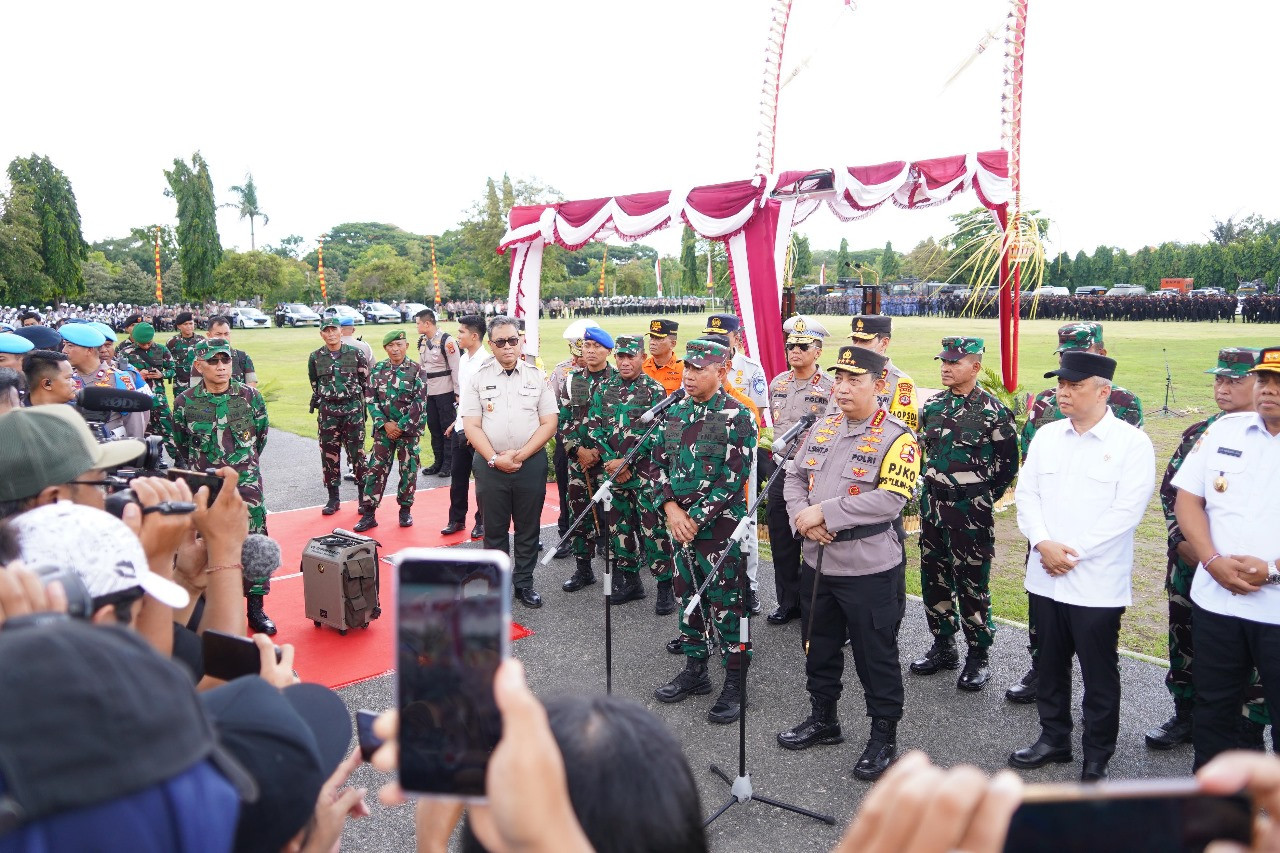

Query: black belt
left=830, top=522, right=893, bottom=542
left=925, top=480, right=990, bottom=502
left=425, top=370, right=452, bottom=379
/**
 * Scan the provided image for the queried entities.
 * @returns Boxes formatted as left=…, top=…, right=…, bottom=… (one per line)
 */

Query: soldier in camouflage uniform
left=171, top=338, right=274, bottom=634
left=1006, top=321, right=1145, bottom=704
left=116, top=323, right=176, bottom=460
left=182, top=316, right=257, bottom=387
left=549, top=338, right=586, bottom=556
left=309, top=318, right=372, bottom=516
left=648, top=339, right=756, bottom=726
left=909, top=337, right=1019, bottom=692
left=355, top=330, right=426, bottom=531
left=559, top=327, right=618, bottom=593
left=165, top=311, right=204, bottom=387
left=850, top=315, right=919, bottom=433
left=1146, top=347, right=1269, bottom=750
left=585, top=334, right=671, bottom=610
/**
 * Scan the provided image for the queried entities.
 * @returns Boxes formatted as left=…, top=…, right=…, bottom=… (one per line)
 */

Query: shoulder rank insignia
left=857, top=444, right=875, bottom=453
left=870, top=410, right=887, bottom=428
left=852, top=467, right=868, bottom=478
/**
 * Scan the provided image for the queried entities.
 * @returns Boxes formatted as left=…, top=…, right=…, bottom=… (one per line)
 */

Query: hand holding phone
left=356, top=709, right=384, bottom=762
left=202, top=629, right=284, bottom=682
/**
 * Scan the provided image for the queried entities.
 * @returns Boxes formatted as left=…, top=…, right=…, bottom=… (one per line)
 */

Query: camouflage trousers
left=318, top=406, right=367, bottom=490
left=240, top=470, right=268, bottom=595
left=919, top=492, right=997, bottom=649
left=603, top=484, right=675, bottom=578
left=360, top=430, right=420, bottom=511
left=1167, top=552, right=1270, bottom=725
left=566, top=459, right=604, bottom=559
left=147, top=389, right=176, bottom=461
left=673, top=520, right=751, bottom=670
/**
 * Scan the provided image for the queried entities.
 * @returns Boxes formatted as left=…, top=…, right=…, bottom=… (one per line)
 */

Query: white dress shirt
left=1172, top=412, right=1280, bottom=625
left=1016, top=408, right=1155, bottom=607
left=452, top=347, right=490, bottom=431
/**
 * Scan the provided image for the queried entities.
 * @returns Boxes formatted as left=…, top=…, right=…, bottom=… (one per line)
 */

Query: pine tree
left=164, top=152, right=223, bottom=299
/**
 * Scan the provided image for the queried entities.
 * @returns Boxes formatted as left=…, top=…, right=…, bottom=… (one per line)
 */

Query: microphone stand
left=687, top=430, right=835, bottom=828
left=1156, top=348, right=1183, bottom=417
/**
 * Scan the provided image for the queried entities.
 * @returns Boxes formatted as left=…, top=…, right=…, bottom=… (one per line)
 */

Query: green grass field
left=229, top=314, right=1277, bottom=658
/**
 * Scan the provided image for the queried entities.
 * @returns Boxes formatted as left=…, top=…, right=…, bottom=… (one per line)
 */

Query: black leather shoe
left=353, top=512, right=378, bottom=532
left=1005, top=667, right=1039, bottom=704
left=708, top=673, right=745, bottom=724
left=470, top=524, right=484, bottom=540
left=246, top=594, right=277, bottom=636
left=562, top=560, right=596, bottom=592
left=957, top=650, right=991, bottom=692
left=777, top=697, right=843, bottom=750
left=746, top=588, right=762, bottom=617
left=767, top=605, right=802, bottom=625
left=608, top=571, right=646, bottom=605
left=666, top=637, right=685, bottom=654
left=1081, top=761, right=1108, bottom=782
left=853, top=718, right=898, bottom=781
left=655, top=658, right=712, bottom=703
left=1008, top=740, right=1073, bottom=769
left=515, top=588, right=543, bottom=608
left=909, top=638, right=960, bottom=675
left=343, top=472, right=356, bottom=482
left=422, top=463, right=441, bottom=476
left=654, top=580, right=677, bottom=615
left=436, top=467, right=451, bottom=478
left=1145, top=712, right=1194, bottom=750
left=399, top=507, right=414, bottom=527
left=440, top=521, right=465, bottom=535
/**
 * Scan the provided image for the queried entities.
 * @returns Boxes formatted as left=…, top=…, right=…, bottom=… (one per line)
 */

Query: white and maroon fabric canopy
left=500, top=150, right=1011, bottom=409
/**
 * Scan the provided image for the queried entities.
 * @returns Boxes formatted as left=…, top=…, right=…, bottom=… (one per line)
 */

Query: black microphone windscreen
left=76, top=385, right=155, bottom=413
left=241, top=534, right=282, bottom=582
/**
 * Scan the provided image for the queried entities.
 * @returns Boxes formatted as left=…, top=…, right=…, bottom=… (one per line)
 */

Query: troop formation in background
left=858, top=292, right=1243, bottom=322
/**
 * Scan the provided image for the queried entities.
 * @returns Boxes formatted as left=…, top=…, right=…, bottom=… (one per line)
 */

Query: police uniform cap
left=583, top=326, right=614, bottom=349
left=60, top=323, right=107, bottom=349
left=935, top=336, right=985, bottom=361
left=88, top=322, right=118, bottom=343
left=685, top=339, right=730, bottom=368
left=1206, top=347, right=1260, bottom=377
left=131, top=323, right=155, bottom=344
left=382, top=330, right=407, bottom=347
left=1045, top=351, right=1116, bottom=382
left=11, top=326, right=62, bottom=351
left=338, top=317, right=355, bottom=327
left=1248, top=346, right=1280, bottom=375
left=784, top=315, right=828, bottom=345
left=828, top=345, right=888, bottom=377
left=648, top=319, right=678, bottom=338
left=849, top=315, right=892, bottom=340
left=0, top=333, right=35, bottom=355
left=703, top=314, right=741, bottom=335
left=614, top=334, right=644, bottom=356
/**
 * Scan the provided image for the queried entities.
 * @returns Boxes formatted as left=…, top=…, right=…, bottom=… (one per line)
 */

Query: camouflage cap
left=1248, top=346, right=1280, bottom=374
left=131, top=322, right=154, bottom=344
left=685, top=339, right=730, bottom=368
left=196, top=338, right=232, bottom=359
left=614, top=334, right=644, bottom=356
left=382, top=329, right=407, bottom=347
left=1205, top=347, right=1260, bottom=377
left=320, top=316, right=339, bottom=330
left=849, top=315, right=892, bottom=340
left=828, top=345, right=888, bottom=377
left=935, top=336, right=985, bottom=361
left=1055, top=322, right=1102, bottom=353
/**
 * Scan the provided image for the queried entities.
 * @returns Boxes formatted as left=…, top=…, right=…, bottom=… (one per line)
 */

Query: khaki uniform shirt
left=784, top=409, right=919, bottom=576
left=768, top=369, right=834, bottom=433
left=460, top=358, right=557, bottom=453
left=418, top=329, right=460, bottom=396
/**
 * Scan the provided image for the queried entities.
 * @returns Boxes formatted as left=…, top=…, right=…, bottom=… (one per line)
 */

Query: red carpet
left=263, top=482, right=560, bottom=688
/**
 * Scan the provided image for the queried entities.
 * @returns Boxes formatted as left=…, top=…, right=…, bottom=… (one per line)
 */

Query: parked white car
left=323, top=305, right=366, bottom=325
left=230, top=306, right=271, bottom=329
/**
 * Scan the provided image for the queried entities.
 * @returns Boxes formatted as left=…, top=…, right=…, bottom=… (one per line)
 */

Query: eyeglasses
left=786, top=342, right=812, bottom=351
left=491, top=337, right=520, bottom=349
left=68, top=475, right=126, bottom=493
left=204, top=355, right=232, bottom=364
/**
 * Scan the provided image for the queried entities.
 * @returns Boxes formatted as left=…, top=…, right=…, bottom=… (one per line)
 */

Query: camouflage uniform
left=308, top=343, right=372, bottom=489
left=585, top=356, right=670, bottom=579
left=558, top=364, right=617, bottom=558
left=651, top=386, right=756, bottom=668
left=919, top=357, right=1019, bottom=650
left=166, top=332, right=204, bottom=386
left=117, top=339, right=177, bottom=459
left=183, top=345, right=255, bottom=387
left=361, top=357, right=426, bottom=512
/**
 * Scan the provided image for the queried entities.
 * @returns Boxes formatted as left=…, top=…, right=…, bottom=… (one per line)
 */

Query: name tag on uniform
left=518, top=386, right=539, bottom=396
left=1217, top=447, right=1243, bottom=458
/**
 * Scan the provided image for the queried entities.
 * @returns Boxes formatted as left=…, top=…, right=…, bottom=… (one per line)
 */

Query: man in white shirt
left=1010, top=351, right=1155, bottom=782
left=1174, top=344, right=1280, bottom=769
left=441, top=315, right=490, bottom=539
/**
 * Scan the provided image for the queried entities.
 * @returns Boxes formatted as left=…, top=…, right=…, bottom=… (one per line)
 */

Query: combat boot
left=708, top=666, right=747, bottom=724
left=777, top=695, right=844, bottom=750
left=1145, top=696, right=1194, bottom=750
left=1005, top=666, right=1038, bottom=704
left=957, top=648, right=991, bottom=692
left=909, top=636, right=960, bottom=675
left=654, top=580, right=677, bottom=615
left=421, top=462, right=441, bottom=476
left=608, top=570, right=646, bottom=605
left=853, top=718, right=898, bottom=781
left=654, top=657, right=713, bottom=703
left=354, top=510, right=378, bottom=532
left=399, top=507, right=414, bottom=527
left=562, top=557, right=596, bottom=592
left=322, top=486, right=341, bottom=516
left=246, top=594, right=277, bottom=636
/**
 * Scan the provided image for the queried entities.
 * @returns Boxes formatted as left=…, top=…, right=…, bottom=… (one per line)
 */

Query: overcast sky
left=4, top=1, right=1278, bottom=261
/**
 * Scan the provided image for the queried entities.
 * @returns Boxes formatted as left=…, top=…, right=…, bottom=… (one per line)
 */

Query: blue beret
left=338, top=317, right=355, bottom=327
left=583, top=326, right=614, bottom=349
left=88, top=322, right=117, bottom=342
left=0, top=333, right=35, bottom=355
left=59, top=324, right=107, bottom=348
left=12, top=326, right=62, bottom=350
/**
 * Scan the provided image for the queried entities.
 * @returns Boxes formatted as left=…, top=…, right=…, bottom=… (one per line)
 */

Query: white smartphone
left=394, top=547, right=512, bottom=801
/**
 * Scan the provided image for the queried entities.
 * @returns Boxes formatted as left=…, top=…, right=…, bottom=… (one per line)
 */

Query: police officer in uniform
left=61, top=323, right=147, bottom=439
left=765, top=316, right=833, bottom=625
left=1006, top=321, right=1145, bottom=704
left=416, top=307, right=460, bottom=477
left=165, top=311, right=203, bottom=387
left=848, top=314, right=918, bottom=432
left=355, top=330, right=426, bottom=531
left=910, top=337, right=1018, bottom=692
left=308, top=318, right=372, bottom=516
left=460, top=316, right=558, bottom=608
left=778, top=345, right=919, bottom=781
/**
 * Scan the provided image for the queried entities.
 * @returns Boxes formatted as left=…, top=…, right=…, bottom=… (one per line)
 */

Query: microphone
left=639, top=387, right=686, bottom=424
left=76, top=385, right=155, bottom=413
left=241, top=534, right=282, bottom=588
left=772, top=413, right=817, bottom=456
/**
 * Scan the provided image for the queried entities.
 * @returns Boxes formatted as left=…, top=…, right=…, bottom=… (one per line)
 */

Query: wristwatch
left=1267, top=562, right=1280, bottom=585
left=487, top=454, right=498, bottom=468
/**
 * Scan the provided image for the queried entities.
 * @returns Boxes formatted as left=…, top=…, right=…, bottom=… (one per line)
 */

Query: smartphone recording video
left=395, top=548, right=511, bottom=800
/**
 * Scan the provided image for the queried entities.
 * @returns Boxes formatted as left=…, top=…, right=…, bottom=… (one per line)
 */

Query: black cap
left=175, top=311, right=194, bottom=325
left=122, top=314, right=145, bottom=328
left=648, top=318, right=679, bottom=337
left=828, top=345, right=889, bottom=377
left=201, top=677, right=352, bottom=853
left=1045, top=351, right=1116, bottom=382
left=703, top=314, right=741, bottom=335
left=850, top=315, right=892, bottom=340
left=10, top=325, right=62, bottom=351
left=0, top=622, right=256, bottom=830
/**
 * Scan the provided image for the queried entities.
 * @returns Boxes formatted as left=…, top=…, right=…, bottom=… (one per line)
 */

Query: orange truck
left=1161, top=277, right=1194, bottom=294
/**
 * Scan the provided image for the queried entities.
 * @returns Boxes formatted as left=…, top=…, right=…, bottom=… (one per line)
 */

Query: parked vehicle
left=1031, top=285, right=1071, bottom=297
left=361, top=301, right=401, bottom=324
left=230, top=306, right=271, bottom=329
left=1105, top=284, right=1147, bottom=297
left=1160, top=277, right=1194, bottom=294
left=1074, top=286, right=1108, bottom=296
left=279, top=303, right=322, bottom=327
left=400, top=302, right=430, bottom=322
left=323, top=305, right=366, bottom=325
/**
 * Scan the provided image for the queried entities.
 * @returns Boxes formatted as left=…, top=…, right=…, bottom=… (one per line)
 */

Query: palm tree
left=226, top=173, right=269, bottom=251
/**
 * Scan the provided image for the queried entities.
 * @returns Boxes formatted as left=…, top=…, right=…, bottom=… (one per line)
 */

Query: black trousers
left=1030, top=593, right=1124, bottom=762
left=554, top=436, right=570, bottom=535
left=766, top=471, right=801, bottom=612
left=473, top=450, right=547, bottom=590
left=1192, top=604, right=1280, bottom=768
left=447, top=430, right=482, bottom=527
left=800, top=561, right=906, bottom=719
left=425, top=394, right=456, bottom=471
